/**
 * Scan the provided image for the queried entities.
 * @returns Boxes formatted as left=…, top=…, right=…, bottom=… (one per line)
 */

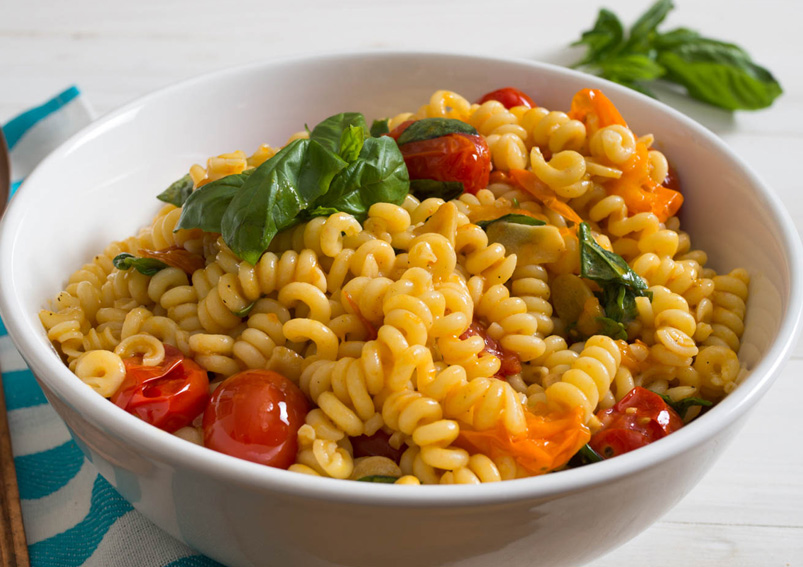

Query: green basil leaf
left=654, top=28, right=748, bottom=56
left=626, top=0, right=674, bottom=52
left=395, top=118, right=478, bottom=146
left=157, top=174, right=194, bottom=207
left=232, top=301, right=256, bottom=318
left=476, top=214, right=546, bottom=229
left=409, top=179, right=464, bottom=201
left=370, top=118, right=390, bottom=137
left=356, top=475, right=398, bottom=483
left=579, top=223, right=648, bottom=292
left=571, top=8, right=625, bottom=66
left=307, top=206, right=341, bottom=218
left=657, top=43, right=783, bottom=110
left=597, top=53, right=665, bottom=83
left=657, top=393, right=713, bottom=419
left=339, top=124, right=365, bottom=163
left=595, top=316, right=628, bottom=340
left=314, top=136, right=409, bottom=221
left=310, top=112, right=369, bottom=155
left=221, top=139, right=348, bottom=264
left=112, top=253, right=168, bottom=276
left=176, top=170, right=254, bottom=233
left=568, top=443, right=604, bottom=468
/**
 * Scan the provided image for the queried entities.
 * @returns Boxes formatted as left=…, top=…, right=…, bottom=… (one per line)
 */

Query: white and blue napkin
left=1, top=87, right=223, bottom=567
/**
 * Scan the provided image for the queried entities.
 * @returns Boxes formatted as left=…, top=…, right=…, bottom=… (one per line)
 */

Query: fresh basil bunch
left=571, top=0, right=782, bottom=110
left=174, top=112, right=409, bottom=264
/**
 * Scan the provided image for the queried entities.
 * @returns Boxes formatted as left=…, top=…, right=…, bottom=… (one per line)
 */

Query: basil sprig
left=578, top=222, right=651, bottom=338
left=176, top=112, right=409, bottom=265
left=112, top=253, right=168, bottom=276
left=571, top=0, right=782, bottom=109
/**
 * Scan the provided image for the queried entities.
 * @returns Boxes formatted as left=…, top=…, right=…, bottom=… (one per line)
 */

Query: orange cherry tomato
left=457, top=407, right=590, bottom=475
left=590, top=386, right=683, bottom=459
left=202, top=370, right=308, bottom=469
left=112, top=344, right=210, bottom=433
left=398, top=133, right=491, bottom=195
left=477, top=87, right=536, bottom=109
left=568, top=88, right=627, bottom=132
left=138, top=246, right=206, bottom=275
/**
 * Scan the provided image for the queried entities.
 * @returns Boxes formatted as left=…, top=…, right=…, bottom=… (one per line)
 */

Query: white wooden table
left=2, top=0, right=801, bottom=564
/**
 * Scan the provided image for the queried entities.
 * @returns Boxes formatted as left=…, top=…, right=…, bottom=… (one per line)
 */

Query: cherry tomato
left=138, top=246, right=205, bottom=275
left=112, top=344, right=210, bottom=433
left=459, top=319, right=521, bottom=378
left=589, top=386, right=683, bottom=458
left=399, top=133, right=491, bottom=195
left=477, top=87, right=536, bottom=109
left=203, top=370, right=308, bottom=469
left=350, top=429, right=405, bottom=463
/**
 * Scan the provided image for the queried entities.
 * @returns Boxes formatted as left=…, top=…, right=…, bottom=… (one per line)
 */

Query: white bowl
left=0, top=52, right=800, bottom=567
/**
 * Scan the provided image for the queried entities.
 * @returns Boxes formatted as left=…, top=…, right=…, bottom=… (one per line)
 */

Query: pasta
left=40, top=86, right=750, bottom=485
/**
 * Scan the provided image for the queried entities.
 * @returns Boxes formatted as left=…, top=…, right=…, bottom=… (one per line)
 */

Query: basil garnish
left=157, top=174, right=194, bottom=207
left=571, top=0, right=782, bottom=110
left=568, top=443, right=605, bottom=468
left=369, top=118, right=390, bottom=137
left=579, top=222, right=651, bottom=336
left=476, top=214, right=547, bottom=229
left=176, top=112, right=409, bottom=265
left=395, top=118, right=478, bottom=146
left=112, top=253, right=168, bottom=276
left=658, top=393, right=713, bottom=419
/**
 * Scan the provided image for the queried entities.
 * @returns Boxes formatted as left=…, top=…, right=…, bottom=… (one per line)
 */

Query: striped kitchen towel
left=1, top=87, right=223, bottom=567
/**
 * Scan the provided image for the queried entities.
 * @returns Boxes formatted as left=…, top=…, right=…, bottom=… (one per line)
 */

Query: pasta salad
left=40, top=87, right=749, bottom=484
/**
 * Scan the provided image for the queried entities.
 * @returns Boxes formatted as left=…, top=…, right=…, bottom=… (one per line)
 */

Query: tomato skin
left=590, top=386, right=683, bottom=458
left=399, top=133, right=491, bottom=195
left=202, top=370, right=308, bottom=469
left=477, top=87, right=535, bottom=109
left=112, top=344, right=210, bottom=433
left=350, top=430, right=405, bottom=463
left=460, top=319, right=521, bottom=378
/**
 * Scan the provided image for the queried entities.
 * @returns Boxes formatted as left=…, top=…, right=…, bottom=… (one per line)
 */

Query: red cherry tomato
left=589, top=387, right=683, bottom=458
left=399, top=133, right=491, bottom=195
left=459, top=319, right=521, bottom=378
left=112, top=344, right=210, bottom=433
left=476, top=87, right=536, bottom=109
left=350, top=429, right=405, bottom=463
left=202, top=370, right=308, bottom=469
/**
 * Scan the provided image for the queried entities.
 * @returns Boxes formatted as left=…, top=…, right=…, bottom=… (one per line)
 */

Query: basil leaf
left=658, top=393, right=713, bottom=419
left=579, top=223, right=648, bottom=292
left=356, top=475, right=398, bottom=483
left=571, top=8, right=625, bottom=66
left=307, top=206, right=340, bottom=218
left=597, top=54, right=665, bottom=84
left=157, top=174, right=194, bottom=207
left=176, top=170, right=253, bottom=233
left=657, top=43, right=783, bottom=110
left=221, top=139, right=348, bottom=264
left=339, top=124, right=365, bottom=163
left=568, top=443, right=604, bottom=468
left=310, top=112, right=369, bottom=155
left=395, top=118, right=478, bottom=146
left=476, top=214, right=546, bottom=229
left=370, top=118, right=390, bottom=137
left=626, top=0, right=673, bottom=52
left=409, top=179, right=464, bottom=201
left=112, top=253, right=168, bottom=276
left=232, top=301, right=256, bottom=317
left=314, top=136, right=409, bottom=221
left=595, top=316, right=628, bottom=340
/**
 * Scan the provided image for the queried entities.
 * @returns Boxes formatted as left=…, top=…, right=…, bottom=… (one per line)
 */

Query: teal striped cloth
left=1, top=88, right=223, bottom=567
